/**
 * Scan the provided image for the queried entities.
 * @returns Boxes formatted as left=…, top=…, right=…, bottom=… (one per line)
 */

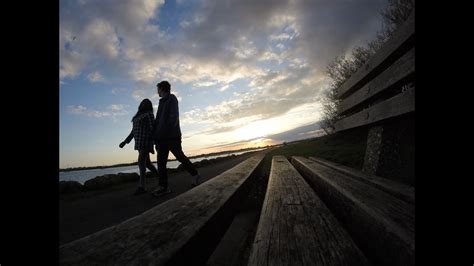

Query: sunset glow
left=60, top=0, right=388, bottom=168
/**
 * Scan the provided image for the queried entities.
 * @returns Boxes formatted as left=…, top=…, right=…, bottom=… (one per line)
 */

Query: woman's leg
left=146, top=154, right=158, bottom=176
left=137, top=150, right=149, bottom=188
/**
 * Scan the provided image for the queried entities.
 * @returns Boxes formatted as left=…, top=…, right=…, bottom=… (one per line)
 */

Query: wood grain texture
left=338, top=47, right=415, bottom=115
left=60, top=153, right=266, bottom=266
left=248, top=156, right=368, bottom=266
left=334, top=86, right=415, bottom=132
left=291, top=156, right=414, bottom=266
left=308, top=156, right=414, bottom=204
left=336, top=11, right=414, bottom=99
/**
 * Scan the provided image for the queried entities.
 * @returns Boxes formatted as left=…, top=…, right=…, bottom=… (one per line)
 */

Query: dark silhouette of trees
left=320, top=0, right=414, bottom=133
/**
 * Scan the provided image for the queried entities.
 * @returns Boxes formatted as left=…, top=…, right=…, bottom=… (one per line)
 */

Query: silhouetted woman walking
left=119, top=99, right=158, bottom=195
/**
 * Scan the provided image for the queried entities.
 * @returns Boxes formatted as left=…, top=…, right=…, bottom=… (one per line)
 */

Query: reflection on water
left=59, top=148, right=266, bottom=184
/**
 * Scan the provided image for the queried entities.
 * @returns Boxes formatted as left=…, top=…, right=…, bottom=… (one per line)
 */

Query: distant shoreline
left=60, top=145, right=274, bottom=172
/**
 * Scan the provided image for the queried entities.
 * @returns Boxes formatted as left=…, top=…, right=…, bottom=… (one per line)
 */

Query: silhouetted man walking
left=152, top=81, right=201, bottom=196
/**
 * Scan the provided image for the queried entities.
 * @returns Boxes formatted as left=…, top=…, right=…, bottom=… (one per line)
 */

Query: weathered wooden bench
left=292, top=156, right=414, bottom=266
left=334, top=11, right=415, bottom=183
left=309, top=156, right=414, bottom=204
left=248, top=156, right=369, bottom=266
left=59, top=153, right=266, bottom=266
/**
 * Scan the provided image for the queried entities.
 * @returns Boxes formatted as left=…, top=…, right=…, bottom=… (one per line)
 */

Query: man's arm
left=168, top=95, right=179, bottom=127
left=154, top=95, right=178, bottom=141
left=152, top=111, right=159, bottom=141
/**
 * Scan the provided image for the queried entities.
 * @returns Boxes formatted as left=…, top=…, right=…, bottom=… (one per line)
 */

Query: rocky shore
left=59, top=154, right=238, bottom=194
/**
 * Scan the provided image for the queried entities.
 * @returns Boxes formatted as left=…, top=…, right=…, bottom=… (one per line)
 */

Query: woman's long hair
left=132, top=98, right=153, bottom=121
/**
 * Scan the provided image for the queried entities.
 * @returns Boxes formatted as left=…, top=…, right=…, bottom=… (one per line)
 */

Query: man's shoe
left=191, top=174, right=201, bottom=187
left=133, top=187, right=147, bottom=196
left=152, top=186, right=171, bottom=196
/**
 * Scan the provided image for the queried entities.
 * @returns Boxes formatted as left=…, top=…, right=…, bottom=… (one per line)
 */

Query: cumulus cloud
left=178, top=63, right=329, bottom=139
left=61, top=0, right=387, bottom=135
left=108, top=104, right=127, bottom=112
left=204, top=66, right=325, bottom=121
left=67, top=104, right=129, bottom=118
left=61, top=0, right=386, bottom=82
left=87, top=71, right=105, bottom=82
left=60, top=47, right=84, bottom=80
left=286, top=0, right=387, bottom=66
left=269, top=32, right=292, bottom=41
left=60, top=0, right=397, bottom=170
left=68, top=105, right=87, bottom=115
left=60, top=0, right=165, bottom=82
left=111, top=87, right=127, bottom=95
left=193, top=80, right=218, bottom=88
left=219, top=84, right=230, bottom=92
left=125, top=0, right=384, bottom=113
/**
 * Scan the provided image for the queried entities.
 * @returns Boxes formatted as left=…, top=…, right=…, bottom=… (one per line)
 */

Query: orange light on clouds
left=189, top=138, right=279, bottom=156
left=232, top=119, right=281, bottom=141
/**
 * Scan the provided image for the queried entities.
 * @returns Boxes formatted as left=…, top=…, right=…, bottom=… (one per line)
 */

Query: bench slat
left=336, top=11, right=414, bottom=99
left=60, top=153, right=266, bottom=266
left=248, top=156, right=369, bottom=266
left=291, top=156, right=414, bottom=266
left=334, top=85, right=414, bottom=132
left=308, top=156, right=414, bottom=203
left=338, top=47, right=415, bottom=115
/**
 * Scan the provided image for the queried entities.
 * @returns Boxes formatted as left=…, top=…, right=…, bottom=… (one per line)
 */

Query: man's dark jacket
left=153, top=93, right=182, bottom=142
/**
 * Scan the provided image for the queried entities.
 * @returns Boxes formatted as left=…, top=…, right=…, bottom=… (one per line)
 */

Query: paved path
left=59, top=151, right=265, bottom=246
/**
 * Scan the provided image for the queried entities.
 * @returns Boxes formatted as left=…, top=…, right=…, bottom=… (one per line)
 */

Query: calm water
left=59, top=148, right=266, bottom=184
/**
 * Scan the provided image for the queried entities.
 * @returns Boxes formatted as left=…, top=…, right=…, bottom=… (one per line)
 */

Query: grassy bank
left=261, top=126, right=369, bottom=175
left=260, top=117, right=414, bottom=186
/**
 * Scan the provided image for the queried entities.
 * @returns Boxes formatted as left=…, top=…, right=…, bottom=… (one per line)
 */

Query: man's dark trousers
left=156, top=138, right=198, bottom=188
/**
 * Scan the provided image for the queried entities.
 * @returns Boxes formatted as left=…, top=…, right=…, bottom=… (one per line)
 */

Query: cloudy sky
left=60, top=0, right=388, bottom=168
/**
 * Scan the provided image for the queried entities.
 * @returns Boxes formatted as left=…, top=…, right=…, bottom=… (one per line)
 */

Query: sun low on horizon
left=60, top=0, right=389, bottom=169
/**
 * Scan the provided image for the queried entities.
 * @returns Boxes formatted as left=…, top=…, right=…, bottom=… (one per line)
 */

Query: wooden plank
left=338, top=47, right=415, bottom=115
left=206, top=210, right=260, bottom=266
left=337, top=11, right=414, bottom=99
left=248, top=156, right=368, bottom=266
left=334, top=86, right=414, bottom=132
left=60, top=153, right=266, bottom=266
left=291, top=156, right=414, bottom=266
left=309, top=156, right=414, bottom=204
